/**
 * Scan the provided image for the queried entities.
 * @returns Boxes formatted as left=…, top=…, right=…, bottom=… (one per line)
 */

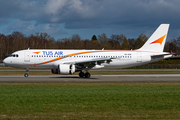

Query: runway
left=0, top=74, right=180, bottom=82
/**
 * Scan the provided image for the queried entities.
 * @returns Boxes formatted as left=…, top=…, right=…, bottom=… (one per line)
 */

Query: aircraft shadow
left=49, top=76, right=97, bottom=79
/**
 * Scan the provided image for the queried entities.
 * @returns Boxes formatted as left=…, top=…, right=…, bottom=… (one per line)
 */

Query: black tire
left=79, top=72, right=84, bottom=78
left=85, top=72, right=91, bottom=78
left=24, top=73, right=28, bottom=77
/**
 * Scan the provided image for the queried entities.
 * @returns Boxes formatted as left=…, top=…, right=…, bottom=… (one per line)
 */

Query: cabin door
left=137, top=53, right=142, bottom=62
left=24, top=51, right=30, bottom=62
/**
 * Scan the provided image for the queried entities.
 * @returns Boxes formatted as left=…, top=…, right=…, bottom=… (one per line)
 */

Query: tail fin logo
left=33, top=51, right=41, bottom=54
left=150, top=34, right=166, bottom=45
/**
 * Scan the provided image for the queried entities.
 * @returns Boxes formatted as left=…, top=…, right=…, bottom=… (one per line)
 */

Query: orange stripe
left=34, top=50, right=136, bottom=65
left=34, top=50, right=106, bottom=65
left=33, top=50, right=160, bottom=65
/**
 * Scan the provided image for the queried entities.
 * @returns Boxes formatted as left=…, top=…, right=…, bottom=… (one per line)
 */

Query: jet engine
left=51, top=64, right=75, bottom=74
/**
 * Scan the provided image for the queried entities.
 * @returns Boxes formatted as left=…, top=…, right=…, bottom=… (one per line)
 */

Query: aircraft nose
left=3, top=58, right=8, bottom=66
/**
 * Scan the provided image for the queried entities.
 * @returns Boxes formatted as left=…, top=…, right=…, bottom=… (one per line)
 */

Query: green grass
left=0, top=83, right=180, bottom=119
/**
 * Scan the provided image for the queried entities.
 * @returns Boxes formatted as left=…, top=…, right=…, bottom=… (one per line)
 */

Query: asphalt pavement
left=0, top=74, right=179, bottom=82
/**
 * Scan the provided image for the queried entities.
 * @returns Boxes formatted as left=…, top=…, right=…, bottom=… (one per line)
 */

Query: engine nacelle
left=51, top=64, right=75, bottom=75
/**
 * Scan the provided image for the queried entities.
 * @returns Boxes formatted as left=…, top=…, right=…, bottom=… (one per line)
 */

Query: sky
left=0, top=0, right=180, bottom=41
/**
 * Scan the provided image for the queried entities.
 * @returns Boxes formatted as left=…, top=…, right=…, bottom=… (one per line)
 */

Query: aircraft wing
left=64, top=57, right=114, bottom=69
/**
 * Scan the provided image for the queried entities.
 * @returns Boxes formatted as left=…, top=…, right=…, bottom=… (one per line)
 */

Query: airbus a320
left=3, top=24, right=172, bottom=78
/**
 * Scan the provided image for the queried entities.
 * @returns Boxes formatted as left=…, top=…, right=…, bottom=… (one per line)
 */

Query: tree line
left=0, top=31, right=179, bottom=62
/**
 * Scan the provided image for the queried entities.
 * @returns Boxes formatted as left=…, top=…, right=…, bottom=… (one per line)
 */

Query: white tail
left=138, top=24, right=170, bottom=52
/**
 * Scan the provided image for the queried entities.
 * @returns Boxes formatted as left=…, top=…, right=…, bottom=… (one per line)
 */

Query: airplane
left=3, top=24, right=172, bottom=78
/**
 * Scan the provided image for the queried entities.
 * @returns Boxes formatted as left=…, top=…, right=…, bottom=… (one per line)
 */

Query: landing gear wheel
left=79, top=72, right=85, bottom=78
left=85, top=72, right=91, bottom=78
left=24, top=68, right=29, bottom=77
left=24, top=73, right=28, bottom=77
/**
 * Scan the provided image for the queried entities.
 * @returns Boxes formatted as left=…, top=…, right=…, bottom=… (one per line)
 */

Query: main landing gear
left=79, top=71, right=91, bottom=78
left=24, top=68, right=29, bottom=77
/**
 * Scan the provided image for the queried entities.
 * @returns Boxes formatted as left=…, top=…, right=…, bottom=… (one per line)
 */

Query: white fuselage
left=3, top=49, right=169, bottom=69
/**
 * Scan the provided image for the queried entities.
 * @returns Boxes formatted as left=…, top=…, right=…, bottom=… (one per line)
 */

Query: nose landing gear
left=24, top=68, right=29, bottom=77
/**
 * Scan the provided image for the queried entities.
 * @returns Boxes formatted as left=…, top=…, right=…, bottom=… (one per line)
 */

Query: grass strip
left=0, top=83, right=180, bottom=119
left=0, top=67, right=180, bottom=75
left=0, top=70, right=180, bottom=75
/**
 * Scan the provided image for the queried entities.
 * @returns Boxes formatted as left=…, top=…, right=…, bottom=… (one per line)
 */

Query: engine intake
left=51, top=64, right=75, bottom=75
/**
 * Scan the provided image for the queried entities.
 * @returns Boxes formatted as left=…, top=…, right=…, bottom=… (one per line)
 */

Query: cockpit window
left=5, top=55, right=10, bottom=58
left=5, top=54, right=19, bottom=58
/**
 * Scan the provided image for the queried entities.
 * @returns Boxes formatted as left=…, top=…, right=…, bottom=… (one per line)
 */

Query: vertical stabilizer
left=138, top=24, right=169, bottom=52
